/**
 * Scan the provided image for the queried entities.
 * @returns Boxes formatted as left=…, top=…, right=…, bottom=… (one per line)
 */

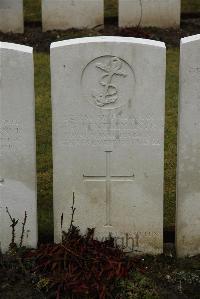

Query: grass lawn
left=34, top=48, right=179, bottom=240
left=24, top=0, right=41, bottom=23
left=24, top=0, right=200, bottom=23
left=34, top=53, right=53, bottom=241
left=182, top=0, right=200, bottom=13
left=165, top=48, right=179, bottom=228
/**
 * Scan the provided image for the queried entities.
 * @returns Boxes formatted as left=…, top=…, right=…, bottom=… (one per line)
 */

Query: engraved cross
left=83, top=151, right=135, bottom=226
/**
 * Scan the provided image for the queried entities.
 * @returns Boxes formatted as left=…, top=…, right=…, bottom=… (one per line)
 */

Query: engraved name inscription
left=61, top=114, right=161, bottom=147
left=81, top=56, right=135, bottom=109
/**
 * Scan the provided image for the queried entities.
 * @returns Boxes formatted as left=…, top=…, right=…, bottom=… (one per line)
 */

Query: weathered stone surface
left=51, top=36, right=166, bottom=254
left=42, top=0, right=104, bottom=31
left=119, top=0, right=181, bottom=28
left=0, top=0, right=24, bottom=33
left=176, top=35, right=200, bottom=257
left=0, top=42, right=37, bottom=252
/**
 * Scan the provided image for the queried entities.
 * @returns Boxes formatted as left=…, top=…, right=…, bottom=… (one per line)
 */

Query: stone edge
left=181, top=34, right=200, bottom=45
left=0, top=42, right=32, bottom=53
left=51, top=36, right=166, bottom=49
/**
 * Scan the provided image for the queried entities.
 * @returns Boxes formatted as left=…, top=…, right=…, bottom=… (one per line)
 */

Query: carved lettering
left=61, top=114, right=161, bottom=147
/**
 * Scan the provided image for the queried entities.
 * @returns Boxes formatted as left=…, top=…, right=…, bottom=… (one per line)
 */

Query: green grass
left=34, top=53, right=53, bottom=241
left=34, top=48, right=179, bottom=237
left=182, top=0, right=200, bottom=13
left=24, top=0, right=41, bottom=23
left=105, top=0, right=118, bottom=18
left=165, top=48, right=179, bottom=227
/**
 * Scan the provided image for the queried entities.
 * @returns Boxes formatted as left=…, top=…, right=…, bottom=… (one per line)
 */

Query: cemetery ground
left=1, top=2, right=200, bottom=299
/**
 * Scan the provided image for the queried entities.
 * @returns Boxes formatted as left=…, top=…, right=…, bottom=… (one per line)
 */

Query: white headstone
left=176, top=35, right=200, bottom=257
left=0, top=42, right=37, bottom=252
left=119, top=0, right=181, bottom=28
left=51, top=36, right=166, bottom=254
left=0, top=0, right=24, bottom=33
left=42, top=0, right=104, bottom=31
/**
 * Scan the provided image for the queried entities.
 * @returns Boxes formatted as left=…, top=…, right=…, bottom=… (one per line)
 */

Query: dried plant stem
left=61, top=213, right=64, bottom=231
left=69, top=192, right=76, bottom=231
left=6, top=207, right=19, bottom=245
left=19, top=211, right=27, bottom=248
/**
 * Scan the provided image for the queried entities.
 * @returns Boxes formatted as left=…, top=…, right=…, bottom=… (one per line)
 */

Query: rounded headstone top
left=0, top=42, right=32, bottom=53
left=51, top=36, right=165, bottom=50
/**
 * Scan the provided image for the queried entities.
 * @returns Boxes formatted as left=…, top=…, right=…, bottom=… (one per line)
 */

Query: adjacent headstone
left=119, top=0, right=181, bottom=28
left=0, top=42, right=37, bottom=252
left=176, top=35, right=200, bottom=257
left=42, top=0, right=104, bottom=31
left=51, top=36, right=166, bottom=254
left=0, top=0, right=24, bottom=33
